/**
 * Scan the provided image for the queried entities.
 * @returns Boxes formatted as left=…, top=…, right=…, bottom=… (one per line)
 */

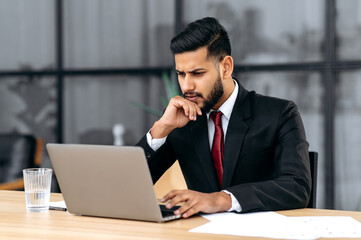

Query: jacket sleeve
left=225, top=102, right=312, bottom=212
left=136, top=135, right=177, bottom=184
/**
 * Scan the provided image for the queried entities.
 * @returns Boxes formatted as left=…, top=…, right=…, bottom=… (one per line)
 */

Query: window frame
left=1, top=0, right=361, bottom=209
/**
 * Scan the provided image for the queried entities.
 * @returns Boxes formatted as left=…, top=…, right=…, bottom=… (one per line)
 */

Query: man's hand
left=150, top=96, right=202, bottom=138
left=161, top=189, right=232, bottom=218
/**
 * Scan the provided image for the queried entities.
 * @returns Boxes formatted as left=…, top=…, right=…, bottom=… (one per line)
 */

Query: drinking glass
left=23, top=168, right=52, bottom=212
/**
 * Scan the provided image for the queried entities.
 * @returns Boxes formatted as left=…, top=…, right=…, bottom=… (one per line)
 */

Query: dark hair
left=170, top=17, right=231, bottom=62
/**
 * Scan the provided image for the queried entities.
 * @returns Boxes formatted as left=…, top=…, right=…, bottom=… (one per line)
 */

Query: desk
left=0, top=190, right=360, bottom=240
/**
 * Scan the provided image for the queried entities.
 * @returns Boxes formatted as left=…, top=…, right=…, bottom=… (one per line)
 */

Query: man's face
left=175, top=47, right=224, bottom=113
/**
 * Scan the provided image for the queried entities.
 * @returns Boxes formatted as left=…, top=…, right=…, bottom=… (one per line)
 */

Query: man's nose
left=182, top=75, right=195, bottom=92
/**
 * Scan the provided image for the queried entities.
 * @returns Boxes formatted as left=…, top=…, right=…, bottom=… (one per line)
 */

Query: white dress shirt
left=146, top=80, right=242, bottom=212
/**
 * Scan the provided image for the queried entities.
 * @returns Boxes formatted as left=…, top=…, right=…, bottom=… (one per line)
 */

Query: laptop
left=46, top=144, right=182, bottom=222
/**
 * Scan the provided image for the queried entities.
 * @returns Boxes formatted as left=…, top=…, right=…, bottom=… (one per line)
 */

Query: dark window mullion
left=56, top=0, right=64, bottom=143
left=324, top=0, right=337, bottom=209
left=175, top=0, right=183, bottom=35
left=234, top=62, right=327, bottom=74
left=233, top=60, right=361, bottom=74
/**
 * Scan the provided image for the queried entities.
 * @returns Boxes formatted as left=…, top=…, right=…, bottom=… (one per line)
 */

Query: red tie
left=210, top=111, right=224, bottom=188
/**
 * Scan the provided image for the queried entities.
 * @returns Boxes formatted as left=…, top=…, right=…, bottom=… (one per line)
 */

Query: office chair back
left=154, top=160, right=187, bottom=198
left=0, top=134, right=43, bottom=190
left=307, top=151, right=318, bottom=208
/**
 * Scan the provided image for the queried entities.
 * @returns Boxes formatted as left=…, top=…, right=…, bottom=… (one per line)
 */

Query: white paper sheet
left=190, top=211, right=361, bottom=239
left=49, top=200, right=67, bottom=211
left=287, top=216, right=361, bottom=239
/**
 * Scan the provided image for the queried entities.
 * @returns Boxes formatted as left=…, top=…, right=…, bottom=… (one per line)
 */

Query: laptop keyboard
left=159, top=205, right=180, bottom=217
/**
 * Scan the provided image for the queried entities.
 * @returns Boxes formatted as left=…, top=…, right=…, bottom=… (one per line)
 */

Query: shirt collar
left=207, top=80, right=239, bottom=121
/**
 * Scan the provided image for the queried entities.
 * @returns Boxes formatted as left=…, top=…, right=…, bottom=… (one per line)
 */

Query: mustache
left=183, top=91, right=203, bottom=98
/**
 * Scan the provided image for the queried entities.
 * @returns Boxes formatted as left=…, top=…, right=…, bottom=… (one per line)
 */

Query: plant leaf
left=129, top=100, right=162, bottom=118
left=162, top=72, right=172, bottom=101
left=160, top=97, right=168, bottom=108
left=162, top=70, right=180, bottom=101
left=130, top=71, right=180, bottom=118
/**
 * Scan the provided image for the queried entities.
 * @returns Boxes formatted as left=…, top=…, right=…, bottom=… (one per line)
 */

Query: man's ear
left=220, top=56, right=234, bottom=79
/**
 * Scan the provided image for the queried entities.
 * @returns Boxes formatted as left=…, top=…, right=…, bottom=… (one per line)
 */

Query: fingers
left=161, top=189, right=185, bottom=208
left=175, top=199, right=200, bottom=218
left=160, top=190, right=177, bottom=203
left=161, top=190, right=202, bottom=218
left=185, top=100, right=202, bottom=119
left=177, top=101, right=192, bottom=120
left=192, top=103, right=203, bottom=118
left=184, top=100, right=202, bottom=121
left=161, top=191, right=230, bottom=218
left=190, top=100, right=202, bottom=117
left=173, top=96, right=202, bottom=117
left=179, top=206, right=198, bottom=218
left=176, top=100, right=195, bottom=121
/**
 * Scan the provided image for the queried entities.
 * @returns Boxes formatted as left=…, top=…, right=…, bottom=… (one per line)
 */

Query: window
left=2, top=0, right=361, bottom=210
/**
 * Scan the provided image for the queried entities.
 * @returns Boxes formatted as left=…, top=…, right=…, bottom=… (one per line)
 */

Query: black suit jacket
left=136, top=84, right=311, bottom=213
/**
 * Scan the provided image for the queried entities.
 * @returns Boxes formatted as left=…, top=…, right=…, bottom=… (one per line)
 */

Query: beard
left=202, top=75, right=224, bottom=113
left=183, top=74, right=224, bottom=113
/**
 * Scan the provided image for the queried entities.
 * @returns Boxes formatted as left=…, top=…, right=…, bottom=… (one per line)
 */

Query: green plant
left=131, top=71, right=180, bottom=118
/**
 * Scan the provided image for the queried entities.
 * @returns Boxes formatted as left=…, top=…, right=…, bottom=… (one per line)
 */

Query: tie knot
left=210, top=111, right=223, bottom=126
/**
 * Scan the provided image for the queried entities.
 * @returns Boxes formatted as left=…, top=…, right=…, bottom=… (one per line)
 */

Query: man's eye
left=193, top=72, right=203, bottom=76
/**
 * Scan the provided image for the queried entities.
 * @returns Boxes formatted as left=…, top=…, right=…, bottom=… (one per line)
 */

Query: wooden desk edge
left=1, top=190, right=361, bottom=240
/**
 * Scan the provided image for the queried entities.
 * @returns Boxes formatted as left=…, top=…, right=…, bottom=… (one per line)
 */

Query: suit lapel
left=189, top=83, right=252, bottom=191
left=191, top=114, right=220, bottom=192
left=222, top=85, right=251, bottom=188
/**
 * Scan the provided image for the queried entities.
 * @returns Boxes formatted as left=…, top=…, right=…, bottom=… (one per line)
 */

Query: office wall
left=1, top=0, right=361, bottom=211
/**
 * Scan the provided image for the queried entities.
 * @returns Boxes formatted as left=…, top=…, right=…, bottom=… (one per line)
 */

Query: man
left=136, top=17, right=311, bottom=218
